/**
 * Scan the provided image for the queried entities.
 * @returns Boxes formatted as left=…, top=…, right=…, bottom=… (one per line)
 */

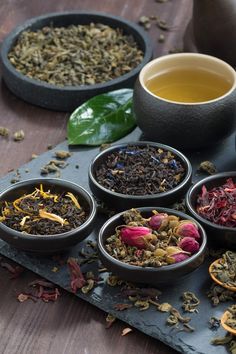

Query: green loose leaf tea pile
left=105, top=208, right=202, bottom=267
left=0, top=184, right=89, bottom=235
left=95, top=144, right=186, bottom=194
left=8, top=23, right=144, bottom=87
left=67, top=89, right=135, bottom=145
left=210, top=251, right=236, bottom=288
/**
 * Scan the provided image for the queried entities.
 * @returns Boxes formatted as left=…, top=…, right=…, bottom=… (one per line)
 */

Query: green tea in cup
left=133, top=53, right=236, bottom=149
left=146, top=66, right=232, bottom=103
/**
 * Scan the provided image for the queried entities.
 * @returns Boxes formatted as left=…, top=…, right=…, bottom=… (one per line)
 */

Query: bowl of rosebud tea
left=88, top=141, right=192, bottom=211
left=186, top=171, right=236, bottom=249
left=0, top=178, right=96, bottom=254
left=98, top=207, right=207, bottom=286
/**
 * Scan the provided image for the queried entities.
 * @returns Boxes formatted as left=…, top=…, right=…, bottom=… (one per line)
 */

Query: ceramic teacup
left=133, top=53, right=236, bottom=150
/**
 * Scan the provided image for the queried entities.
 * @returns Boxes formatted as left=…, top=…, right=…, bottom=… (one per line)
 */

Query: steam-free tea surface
left=146, top=68, right=232, bottom=103
left=0, top=128, right=235, bottom=354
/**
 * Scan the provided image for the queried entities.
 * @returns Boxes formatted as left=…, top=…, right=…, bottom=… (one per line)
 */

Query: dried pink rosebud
left=120, top=226, right=151, bottom=249
left=148, top=213, right=168, bottom=230
left=175, top=222, right=200, bottom=239
left=178, top=237, right=200, bottom=254
left=171, top=252, right=190, bottom=263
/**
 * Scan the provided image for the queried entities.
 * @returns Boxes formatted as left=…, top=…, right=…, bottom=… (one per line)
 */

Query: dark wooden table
left=0, top=1, right=192, bottom=353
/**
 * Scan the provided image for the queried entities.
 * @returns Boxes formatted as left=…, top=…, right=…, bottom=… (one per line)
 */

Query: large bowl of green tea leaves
left=0, top=178, right=96, bottom=254
left=98, top=207, right=207, bottom=286
left=0, top=11, right=152, bottom=111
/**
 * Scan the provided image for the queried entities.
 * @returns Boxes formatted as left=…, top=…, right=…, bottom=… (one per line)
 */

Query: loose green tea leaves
left=13, top=130, right=25, bottom=142
left=0, top=126, right=9, bottom=137
left=198, top=160, right=217, bottom=175
left=224, top=305, right=236, bottom=330
left=105, top=313, right=116, bottom=328
left=54, top=150, right=71, bottom=159
left=0, top=184, right=88, bottom=235
left=207, top=283, right=236, bottom=306
left=208, top=317, right=220, bottom=331
left=210, top=251, right=236, bottom=288
left=105, top=208, right=201, bottom=267
left=67, top=89, right=135, bottom=146
left=181, top=291, right=200, bottom=313
left=166, top=307, right=191, bottom=326
left=8, top=23, right=143, bottom=87
left=95, top=144, right=186, bottom=195
left=211, top=333, right=236, bottom=354
left=40, top=159, right=68, bottom=177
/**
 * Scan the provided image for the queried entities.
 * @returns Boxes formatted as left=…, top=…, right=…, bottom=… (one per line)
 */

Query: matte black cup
left=133, top=53, right=236, bottom=150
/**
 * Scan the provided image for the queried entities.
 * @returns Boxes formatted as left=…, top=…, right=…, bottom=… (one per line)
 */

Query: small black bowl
left=186, top=172, right=236, bottom=249
left=0, top=178, right=96, bottom=254
left=98, top=207, right=207, bottom=286
left=88, top=141, right=192, bottom=211
left=0, top=11, right=153, bottom=111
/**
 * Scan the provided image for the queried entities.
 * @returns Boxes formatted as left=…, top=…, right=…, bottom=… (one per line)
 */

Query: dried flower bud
left=120, top=226, right=151, bottom=249
left=179, top=237, right=200, bottom=254
left=148, top=213, right=168, bottom=230
left=171, top=253, right=190, bottom=263
left=175, top=221, right=200, bottom=239
left=153, top=248, right=166, bottom=257
left=166, top=246, right=183, bottom=255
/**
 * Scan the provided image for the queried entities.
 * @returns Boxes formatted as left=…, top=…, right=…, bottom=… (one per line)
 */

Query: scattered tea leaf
left=105, top=313, right=116, bottom=328
left=13, top=130, right=25, bottom=142
left=121, top=327, right=133, bottom=336
left=67, top=89, right=135, bottom=146
left=54, top=150, right=72, bottom=159
left=181, top=291, right=200, bottom=313
left=158, top=33, right=165, bottom=42
left=0, top=126, right=9, bottom=137
left=198, top=160, right=217, bottom=175
left=114, top=303, right=133, bottom=311
left=208, top=317, right=220, bottom=331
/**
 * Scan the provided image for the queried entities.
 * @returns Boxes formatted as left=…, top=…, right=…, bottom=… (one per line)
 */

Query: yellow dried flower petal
left=66, top=192, right=81, bottom=209
left=39, top=209, right=66, bottom=226
left=20, top=216, right=30, bottom=226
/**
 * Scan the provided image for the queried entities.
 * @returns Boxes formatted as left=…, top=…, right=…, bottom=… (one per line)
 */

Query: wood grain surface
left=0, top=1, right=192, bottom=353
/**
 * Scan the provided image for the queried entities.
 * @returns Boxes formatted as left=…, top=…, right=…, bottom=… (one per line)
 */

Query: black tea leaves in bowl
left=89, top=142, right=192, bottom=211
left=0, top=184, right=88, bottom=235
left=0, top=178, right=96, bottom=254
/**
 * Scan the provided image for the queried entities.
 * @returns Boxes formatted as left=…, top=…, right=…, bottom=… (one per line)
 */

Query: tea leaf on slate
left=67, top=89, right=136, bottom=146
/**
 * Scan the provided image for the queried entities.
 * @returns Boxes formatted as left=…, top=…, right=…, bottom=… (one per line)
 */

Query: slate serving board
left=0, top=127, right=235, bottom=354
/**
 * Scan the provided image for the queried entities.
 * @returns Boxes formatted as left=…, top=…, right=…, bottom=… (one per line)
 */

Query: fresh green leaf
left=67, top=89, right=136, bottom=145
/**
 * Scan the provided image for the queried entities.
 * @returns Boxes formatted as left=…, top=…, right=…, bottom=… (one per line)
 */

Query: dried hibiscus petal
left=197, top=178, right=236, bottom=227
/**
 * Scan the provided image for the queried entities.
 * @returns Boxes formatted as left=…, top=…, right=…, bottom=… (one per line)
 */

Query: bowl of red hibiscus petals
left=186, top=172, right=236, bottom=249
left=0, top=178, right=96, bottom=254
left=98, top=207, right=207, bottom=286
left=88, top=141, right=192, bottom=211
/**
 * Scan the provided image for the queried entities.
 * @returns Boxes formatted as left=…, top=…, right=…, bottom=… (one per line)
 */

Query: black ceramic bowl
left=0, top=11, right=153, bottom=111
left=88, top=141, right=192, bottom=211
left=0, top=178, right=96, bottom=254
left=186, top=172, right=236, bottom=250
left=98, top=207, right=207, bottom=286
